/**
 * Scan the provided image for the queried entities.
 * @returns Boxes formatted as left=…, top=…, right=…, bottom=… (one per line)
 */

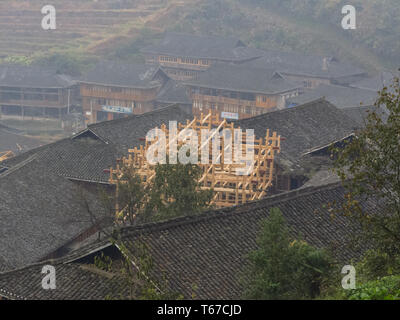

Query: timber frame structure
left=0, top=151, right=14, bottom=163
left=109, top=112, right=281, bottom=212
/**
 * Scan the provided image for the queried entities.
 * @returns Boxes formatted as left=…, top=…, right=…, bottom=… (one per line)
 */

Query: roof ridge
left=56, top=181, right=345, bottom=266
left=234, top=97, right=328, bottom=123
left=0, top=154, right=37, bottom=178
left=117, top=181, right=344, bottom=238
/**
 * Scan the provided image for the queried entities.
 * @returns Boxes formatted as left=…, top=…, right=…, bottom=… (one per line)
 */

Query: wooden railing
left=0, top=98, right=65, bottom=108
left=192, top=93, right=257, bottom=107
left=80, top=87, right=157, bottom=101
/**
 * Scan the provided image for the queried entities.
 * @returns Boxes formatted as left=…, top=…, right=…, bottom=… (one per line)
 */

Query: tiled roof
left=0, top=124, right=46, bottom=154
left=0, top=65, right=75, bottom=88
left=2, top=104, right=194, bottom=183
left=245, top=52, right=366, bottom=80
left=342, top=105, right=389, bottom=127
left=120, top=182, right=372, bottom=299
left=86, top=103, right=193, bottom=155
left=235, top=99, right=357, bottom=170
left=0, top=156, right=105, bottom=272
left=0, top=181, right=373, bottom=300
left=287, top=84, right=378, bottom=109
left=350, top=71, right=399, bottom=92
left=141, top=32, right=265, bottom=61
left=0, top=262, right=130, bottom=300
left=79, top=61, right=164, bottom=88
left=50, top=182, right=370, bottom=300
left=155, top=79, right=192, bottom=104
left=184, top=64, right=299, bottom=94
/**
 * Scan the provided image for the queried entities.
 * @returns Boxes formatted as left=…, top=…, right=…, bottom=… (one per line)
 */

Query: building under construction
left=109, top=111, right=281, bottom=212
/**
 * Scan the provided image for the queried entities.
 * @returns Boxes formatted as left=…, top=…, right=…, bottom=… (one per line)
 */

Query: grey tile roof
left=341, top=105, right=389, bottom=127
left=235, top=99, right=357, bottom=170
left=0, top=181, right=371, bottom=300
left=301, top=169, right=341, bottom=188
left=350, top=71, right=399, bottom=92
left=59, top=182, right=370, bottom=300
left=79, top=61, right=163, bottom=88
left=0, top=262, right=129, bottom=300
left=0, top=64, right=75, bottom=88
left=0, top=156, right=105, bottom=272
left=245, top=52, right=366, bottom=80
left=288, top=84, right=379, bottom=109
left=141, top=32, right=265, bottom=61
left=2, top=104, right=194, bottom=183
left=155, top=79, right=191, bottom=104
left=0, top=124, right=46, bottom=154
left=184, top=64, right=300, bottom=94
left=87, top=103, right=193, bottom=155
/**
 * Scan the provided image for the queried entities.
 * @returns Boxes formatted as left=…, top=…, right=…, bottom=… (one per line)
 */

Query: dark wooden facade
left=0, top=85, right=77, bottom=119
left=187, top=86, right=299, bottom=120
left=80, top=83, right=160, bottom=124
left=142, top=33, right=265, bottom=81
left=144, top=54, right=211, bottom=81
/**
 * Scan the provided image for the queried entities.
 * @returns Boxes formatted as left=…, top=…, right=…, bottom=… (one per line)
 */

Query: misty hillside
left=0, top=0, right=399, bottom=72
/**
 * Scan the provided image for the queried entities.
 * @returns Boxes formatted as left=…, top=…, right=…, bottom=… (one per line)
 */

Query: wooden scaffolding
left=0, top=151, right=14, bottom=163
left=109, top=111, right=281, bottom=210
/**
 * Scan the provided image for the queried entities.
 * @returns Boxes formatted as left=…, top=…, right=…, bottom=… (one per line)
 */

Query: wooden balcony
left=192, top=93, right=257, bottom=107
left=159, top=61, right=208, bottom=71
left=80, top=87, right=157, bottom=102
left=0, top=98, right=66, bottom=108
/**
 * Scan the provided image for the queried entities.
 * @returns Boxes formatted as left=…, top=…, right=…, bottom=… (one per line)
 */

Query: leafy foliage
left=115, top=162, right=213, bottom=224
left=147, top=163, right=214, bottom=221
left=94, top=252, right=113, bottom=272
left=244, top=208, right=333, bottom=300
left=333, top=77, right=400, bottom=262
left=345, top=275, right=400, bottom=300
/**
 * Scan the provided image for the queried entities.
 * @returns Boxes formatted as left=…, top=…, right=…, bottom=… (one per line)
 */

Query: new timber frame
left=0, top=151, right=14, bottom=163
left=109, top=112, right=281, bottom=213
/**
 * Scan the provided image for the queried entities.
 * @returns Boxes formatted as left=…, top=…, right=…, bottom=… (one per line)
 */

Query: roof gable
left=0, top=157, right=103, bottom=272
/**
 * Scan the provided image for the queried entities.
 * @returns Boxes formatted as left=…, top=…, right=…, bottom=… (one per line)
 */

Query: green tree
left=114, top=162, right=213, bottom=224
left=345, top=275, right=400, bottom=300
left=244, top=208, right=332, bottom=300
left=147, top=163, right=214, bottom=221
left=333, top=77, right=400, bottom=269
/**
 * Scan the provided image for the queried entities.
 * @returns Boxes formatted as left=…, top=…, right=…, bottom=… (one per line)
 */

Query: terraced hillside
left=0, top=0, right=187, bottom=59
left=0, top=0, right=396, bottom=72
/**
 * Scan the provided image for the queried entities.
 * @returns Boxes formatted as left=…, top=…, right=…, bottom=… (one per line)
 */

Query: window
left=303, top=80, right=312, bottom=88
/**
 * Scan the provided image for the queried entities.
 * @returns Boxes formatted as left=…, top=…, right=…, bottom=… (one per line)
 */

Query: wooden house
left=79, top=62, right=169, bottom=124
left=141, top=32, right=265, bottom=80
left=184, top=64, right=300, bottom=119
left=0, top=65, right=77, bottom=119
